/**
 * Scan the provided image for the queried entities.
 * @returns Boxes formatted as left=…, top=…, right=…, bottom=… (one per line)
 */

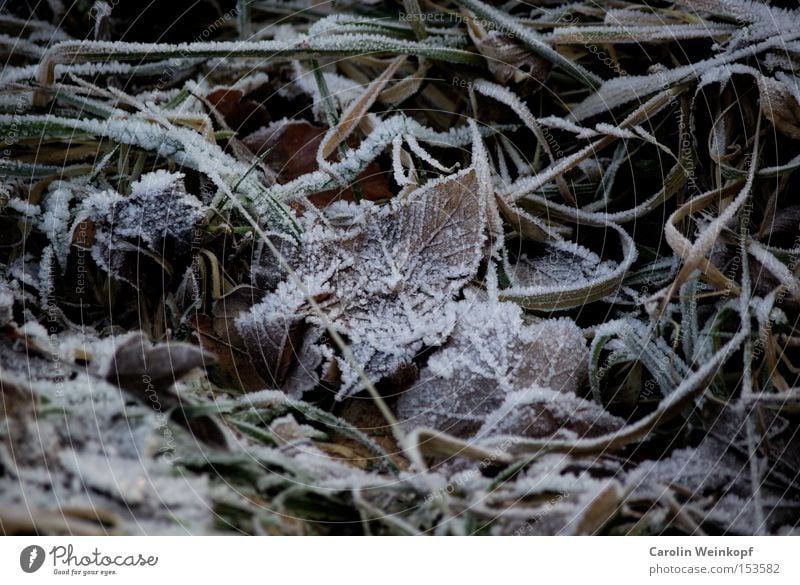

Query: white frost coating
left=473, top=79, right=562, bottom=167
left=569, top=31, right=800, bottom=121
left=775, top=71, right=800, bottom=106
left=130, top=169, right=185, bottom=200
left=537, top=115, right=589, bottom=136
left=72, top=172, right=204, bottom=283
left=0, top=60, right=190, bottom=89
left=39, top=182, right=78, bottom=270
left=235, top=389, right=291, bottom=408
left=403, top=134, right=455, bottom=174
left=292, top=61, right=362, bottom=115
left=59, top=450, right=208, bottom=507
left=395, top=295, right=590, bottom=438
left=508, top=239, right=619, bottom=291
left=474, top=386, right=624, bottom=442
left=592, top=122, right=638, bottom=141
left=391, top=134, right=413, bottom=186
left=37, top=246, right=56, bottom=309
left=499, top=218, right=637, bottom=311
left=0, top=281, right=13, bottom=326
left=548, top=23, right=737, bottom=44
left=748, top=241, right=800, bottom=295
left=0, top=113, right=293, bottom=231
left=5, top=197, right=40, bottom=218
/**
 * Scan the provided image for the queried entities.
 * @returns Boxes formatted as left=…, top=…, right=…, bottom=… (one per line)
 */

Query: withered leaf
left=477, top=33, right=552, bottom=91
left=233, top=282, right=308, bottom=389
left=106, top=333, right=213, bottom=403
left=395, top=297, right=612, bottom=439
left=105, top=333, right=228, bottom=448
left=237, top=167, right=487, bottom=398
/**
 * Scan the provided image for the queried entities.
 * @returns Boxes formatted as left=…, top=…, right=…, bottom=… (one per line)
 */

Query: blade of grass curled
left=498, top=219, right=637, bottom=310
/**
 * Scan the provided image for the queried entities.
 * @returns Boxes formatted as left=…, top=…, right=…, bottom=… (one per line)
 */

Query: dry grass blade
left=320, top=56, right=406, bottom=159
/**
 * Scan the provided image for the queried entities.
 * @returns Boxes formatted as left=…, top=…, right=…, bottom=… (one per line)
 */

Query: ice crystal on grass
left=475, top=386, right=624, bottom=442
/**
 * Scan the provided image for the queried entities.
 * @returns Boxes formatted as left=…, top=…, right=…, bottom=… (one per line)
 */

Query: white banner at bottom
left=1, top=536, right=797, bottom=584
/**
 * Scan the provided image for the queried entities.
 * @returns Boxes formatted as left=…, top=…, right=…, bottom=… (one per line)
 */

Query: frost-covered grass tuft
left=1, top=0, right=800, bottom=536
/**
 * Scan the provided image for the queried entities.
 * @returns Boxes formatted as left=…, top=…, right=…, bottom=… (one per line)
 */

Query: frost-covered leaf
left=238, top=168, right=487, bottom=398
left=395, top=296, right=600, bottom=438
left=507, top=240, right=619, bottom=292
left=73, top=171, right=205, bottom=285
left=234, top=281, right=310, bottom=389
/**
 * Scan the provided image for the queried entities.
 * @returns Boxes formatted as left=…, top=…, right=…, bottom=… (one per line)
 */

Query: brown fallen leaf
left=467, top=18, right=551, bottom=96
left=105, top=333, right=229, bottom=449
left=396, top=298, right=622, bottom=440
left=237, top=167, right=487, bottom=399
